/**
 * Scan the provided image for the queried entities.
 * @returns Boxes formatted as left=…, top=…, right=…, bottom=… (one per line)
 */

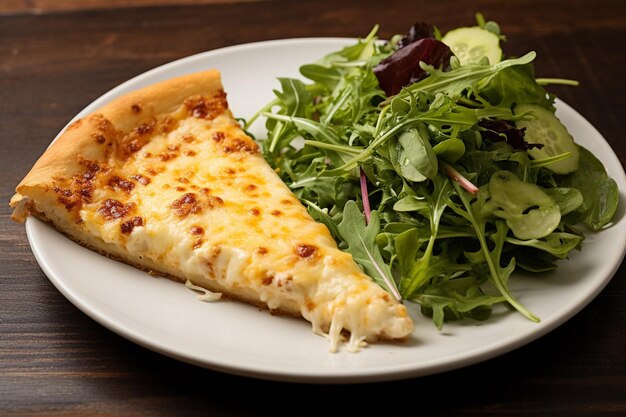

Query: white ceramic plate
left=26, top=38, right=626, bottom=383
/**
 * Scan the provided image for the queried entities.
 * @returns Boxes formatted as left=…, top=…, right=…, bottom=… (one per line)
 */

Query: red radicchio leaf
left=397, top=22, right=436, bottom=48
left=374, top=38, right=453, bottom=96
left=479, top=120, right=544, bottom=150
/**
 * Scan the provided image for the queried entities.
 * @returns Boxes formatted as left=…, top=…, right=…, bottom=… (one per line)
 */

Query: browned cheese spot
left=295, top=244, right=317, bottom=258
left=177, top=177, right=190, bottom=184
left=248, top=208, right=261, bottom=216
left=168, top=144, right=180, bottom=152
left=120, top=119, right=155, bottom=157
left=136, top=123, right=153, bottom=135
left=171, top=193, right=200, bottom=218
left=98, top=199, right=132, bottom=221
left=280, top=199, right=293, bottom=205
left=193, top=239, right=203, bottom=249
left=121, top=216, right=144, bottom=234
left=53, top=159, right=109, bottom=211
left=255, top=247, right=268, bottom=255
left=130, top=174, right=151, bottom=186
left=212, top=132, right=225, bottom=142
left=53, top=186, right=80, bottom=211
left=262, top=275, right=273, bottom=285
left=184, top=150, right=197, bottom=157
left=171, top=193, right=223, bottom=218
left=184, top=90, right=228, bottom=120
left=158, top=152, right=178, bottom=161
left=108, top=175, right=135, bottom=193
left=245, top=184, right=257, bottom=192
left=93, top=133, right=106, bottom=144
left=219, top=135, right=259, bottom=155
left=131, top=104, right=142, bottom=113
left=270, top=210, right=282, bottom=216
left=183, top=134, right=196, bottom=143
left=175, top=186, right=187, bottom=192
left=190, top=226, right=204, bottom=236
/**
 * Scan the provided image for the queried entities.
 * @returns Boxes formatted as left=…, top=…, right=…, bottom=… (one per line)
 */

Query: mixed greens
left=247, top=15, right=619, bottom=328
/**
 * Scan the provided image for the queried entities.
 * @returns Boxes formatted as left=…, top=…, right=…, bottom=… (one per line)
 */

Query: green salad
left=246, top=14, right=619, bottom=328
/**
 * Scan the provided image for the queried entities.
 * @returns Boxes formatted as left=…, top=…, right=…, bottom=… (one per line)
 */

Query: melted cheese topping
left=60, top=96, right=413, bottom=351
left=185, top=280, right=222, bottom=302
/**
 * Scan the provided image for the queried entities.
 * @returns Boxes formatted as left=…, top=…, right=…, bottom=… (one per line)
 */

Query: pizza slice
left=10, top=70, right=413, bottom=351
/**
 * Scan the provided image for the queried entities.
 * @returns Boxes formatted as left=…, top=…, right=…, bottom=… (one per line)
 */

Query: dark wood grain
left=1, top=0, right=625, bottom=415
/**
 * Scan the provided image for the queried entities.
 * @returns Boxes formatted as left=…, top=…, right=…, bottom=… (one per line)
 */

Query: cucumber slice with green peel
left=442, top=26, right=502, bottom=65
left=514, top=104, right=580, bottom=174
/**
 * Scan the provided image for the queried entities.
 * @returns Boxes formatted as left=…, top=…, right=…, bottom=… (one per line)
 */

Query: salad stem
left=535, top=78, right=579, bottom=86
left=441, top=162, right=478, bottom=195
left=360, top=168, right=372, bottom=224
left=244, top=98, right=278, bottom=130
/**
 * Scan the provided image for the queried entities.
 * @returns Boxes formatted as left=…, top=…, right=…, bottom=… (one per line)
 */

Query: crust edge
left=12, top=69, right=224, bottom=210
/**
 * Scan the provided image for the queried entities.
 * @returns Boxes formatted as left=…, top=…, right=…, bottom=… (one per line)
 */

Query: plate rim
left=24, top=37, right=626, bottom=383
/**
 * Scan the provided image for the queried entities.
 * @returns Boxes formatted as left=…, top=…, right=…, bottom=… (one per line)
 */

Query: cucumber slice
left=514, top=104, right=580, bottom=174
left=442, top=26, right=502, bottom=65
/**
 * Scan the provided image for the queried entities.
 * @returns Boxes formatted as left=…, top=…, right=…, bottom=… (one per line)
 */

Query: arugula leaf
left=415, top=282, right=505, bottom=330
left=449, top=184, right=539, bottom=322
left=300, top=64, right=342, bottom=89
left=506, top=232, right=582, bottom=259
left=400, top=52, right=536, bottom=99
left=337, top=201, right=401, bottom=299
left=397, top=177, right=454, bottom=297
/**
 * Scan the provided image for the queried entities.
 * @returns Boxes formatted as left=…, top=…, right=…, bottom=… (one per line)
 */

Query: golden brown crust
left=11, top=70, right=224, bottom=211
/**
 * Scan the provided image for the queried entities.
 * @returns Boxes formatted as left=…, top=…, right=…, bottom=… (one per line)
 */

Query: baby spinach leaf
left=544, top=187, right=584, bottom=216
left=477, top=64, right=554, bottom=109
left=389, top=127, right=438, bottom=182
left=560, top=146, right=619, bottom=230
left=433, top=138, right=465, bottom=163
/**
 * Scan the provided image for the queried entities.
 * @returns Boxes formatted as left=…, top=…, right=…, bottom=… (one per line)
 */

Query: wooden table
left=1, top=0, right=625, bottom=415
